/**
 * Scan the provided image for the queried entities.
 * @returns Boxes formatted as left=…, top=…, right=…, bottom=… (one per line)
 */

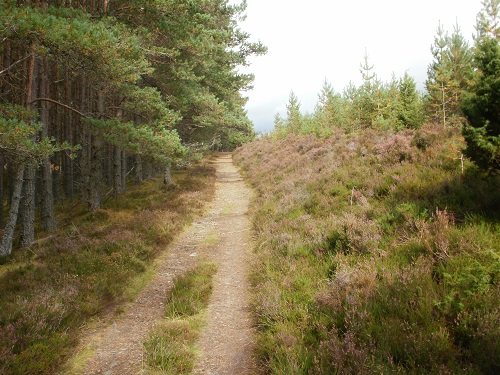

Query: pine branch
left=0, top=54, right=32, bottom=75
left=29, top=98, right=88, bottom=118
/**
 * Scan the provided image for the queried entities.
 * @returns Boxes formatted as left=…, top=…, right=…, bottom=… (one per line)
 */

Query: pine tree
left=0, top=0, right=265, bottom=255
left=358, top=51, right=379, bottom=127
left=476, top=0, right=500, bottom=39
left=313, top=80, right=349, bottom=135
left=398, top=73, right=425, bottom=129
left=377, top=74, right=403, bottom=129
left=461, top=0, right=500, bottom=173
left=342, top=81, right=362, bottom=131
left=447, top=22, right=474, bottom=116
left=273, top=113, right=286, bottom=138
left=313, top=80, right=336, bottom=136
left=426, top=22, right=453, bottom=126
left=426, top=21, right=473, bottom=127
left=285, top=91, right=303, bottom=133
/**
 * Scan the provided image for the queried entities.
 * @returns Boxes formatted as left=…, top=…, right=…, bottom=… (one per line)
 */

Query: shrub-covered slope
left=234, top=126, right=499, bottom=374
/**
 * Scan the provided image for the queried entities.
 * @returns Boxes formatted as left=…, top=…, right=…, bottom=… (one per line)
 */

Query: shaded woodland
left=0, top=0, right=265, bottom=255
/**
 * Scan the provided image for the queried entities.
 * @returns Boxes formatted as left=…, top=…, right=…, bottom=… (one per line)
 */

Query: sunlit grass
left=145, top=318, right=203, bottom=375
left=164, top=262, right=218, bottom=319
left=234, top=126, right=500, bottom=374
left=0, top=160, right=216, bottom=374
left=144, top=262, right=218, bottom=374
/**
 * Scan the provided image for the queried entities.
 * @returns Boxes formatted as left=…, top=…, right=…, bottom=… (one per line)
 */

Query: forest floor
left=63, top=153, right=256, bottom=374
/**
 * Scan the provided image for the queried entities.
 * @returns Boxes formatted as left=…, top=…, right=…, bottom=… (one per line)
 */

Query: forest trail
left=65, top=153, right=256, bottom=374
left=192, top=154, right=255, bottom=375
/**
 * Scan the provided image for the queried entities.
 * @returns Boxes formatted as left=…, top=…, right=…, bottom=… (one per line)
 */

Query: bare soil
left=65, top=153, right=256, bottom=374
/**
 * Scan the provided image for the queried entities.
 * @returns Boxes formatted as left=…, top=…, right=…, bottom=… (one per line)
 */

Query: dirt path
left=193, top=154, right=256, bottom=375
left=65, top=154, right=255, bottom=374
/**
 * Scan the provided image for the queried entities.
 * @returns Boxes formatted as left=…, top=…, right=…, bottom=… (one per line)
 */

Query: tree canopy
left=462, top=0, right=500, bottom=173
left=270, top=1, right=498, bottom=175
left=0, top=0, right=266, bottom=255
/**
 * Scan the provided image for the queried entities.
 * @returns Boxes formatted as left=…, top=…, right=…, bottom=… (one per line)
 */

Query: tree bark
left=76, top=71, right=88, bottom=199
left=0, top=152, right=4, bottom=229
left=63, top=69, right=74, bottom=201
left=163, top=160, right=172, bottom=188
left=19, top=51, right=38, bottom=247
left=89, top=134, right=102, bottom=212
left=40, top=156, right=56, bottom=231
left=88, top=88, right=105, bottom=211
left=20, top=163, right=36, bottom=247
left=121, top=150, right=126, bottom=190
left=144, top=161, right=152, bottom=180
left=135, top=155, right=143, bottom=184
left=113, top=95, right=124, bottom=196
left=113, top=146, right=122, bottom=196
left=39, top=57, right=56, bottom=231
left=53, top=64, right=63, bottom=204
left=0, top=164, right=25, bottom=256
left=441, top=82, right=447, bottom=128
left=1, top=41, right=11, bottom=99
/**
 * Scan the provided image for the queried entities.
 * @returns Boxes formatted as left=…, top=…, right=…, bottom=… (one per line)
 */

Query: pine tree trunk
left=63, top=144, right=74, bottom=202
left=113, top=146, right=122, bottom=196
left=40, top=158, right=56, bottom=230
left=144, top=161, right=152, bottom=180
left=53, top=65, right=63, bottom=204
left=106, top=144, right=113, bottom=187
left=6, top=162, right=14, bottom=204
left=0, top=164, right=25, bottom=256
left=19, top=51, right=38, bottom=247
left=163, top=160, right=172, bottom=188
left=63, top=69, right=74, bottom=201
left=80, top=131, right=91, bottom=203
left=1, top=41, right=10, bottom=99
left=113, top=95, right=124, bottom=196
left=20, top=163, right=36, bottom=247
left=0, top=152, right=4, bottom=229
left=89, top=134, right=102, bottom=212
left=121, top=150, right=126, bottom=189
left=75, top=71, right=87, bottom=199
left=135, top=155, right=143, bottom=184
left=88, top=88, right=105, bottom=211
left=441, top=82, right=447, bottom=128
left=39, top=57, right=56, bottom=231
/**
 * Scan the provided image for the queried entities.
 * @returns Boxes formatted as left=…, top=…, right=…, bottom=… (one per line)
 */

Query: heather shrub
left=419, top=208, right=455, bottom=261
left=234, top=126, right=499, bottom=374
left=324, top=212, right=381, bottom=255
left=0, top=161, right=216, bottom=373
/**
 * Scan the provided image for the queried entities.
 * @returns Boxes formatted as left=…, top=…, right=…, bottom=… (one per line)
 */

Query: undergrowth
left=234, top=125, right=499, bottom=374
left=144, top=262, right=217, bottom=374
left=0, top=160, right=216, bottom=374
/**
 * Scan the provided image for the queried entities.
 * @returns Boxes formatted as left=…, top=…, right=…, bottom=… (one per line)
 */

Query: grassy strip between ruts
left=0, top=159, right=216, bottom=374
left=143, top=262, right=218, bottom=374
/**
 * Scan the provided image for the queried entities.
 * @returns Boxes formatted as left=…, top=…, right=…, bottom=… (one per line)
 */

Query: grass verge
left=143, top=262, right=218, bottom=374
left=0, top=160, right=216, bottom=374
left=234, top=126, right=499, bottom=374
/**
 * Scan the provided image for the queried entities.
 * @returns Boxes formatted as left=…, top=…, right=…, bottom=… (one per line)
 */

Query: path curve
left=65, top=153, right=256, bottom=374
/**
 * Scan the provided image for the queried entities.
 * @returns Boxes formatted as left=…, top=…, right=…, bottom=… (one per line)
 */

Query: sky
left=236, top=0, right=485, bottom=133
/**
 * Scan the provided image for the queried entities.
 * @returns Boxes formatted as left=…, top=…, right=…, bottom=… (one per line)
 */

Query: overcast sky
left=236, top=0, right=484, bottom=133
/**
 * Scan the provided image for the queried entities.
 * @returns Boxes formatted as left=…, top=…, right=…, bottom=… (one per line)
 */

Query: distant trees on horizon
left=273, top=0, right=499, bottom=174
